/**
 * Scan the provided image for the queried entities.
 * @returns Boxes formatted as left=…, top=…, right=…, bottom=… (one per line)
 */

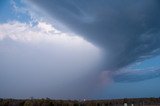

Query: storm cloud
left=0, top=21, right=102, bottom=99
left=28, top=0, right=160, bottom=82
left=1, top=0, right=160, bottom=99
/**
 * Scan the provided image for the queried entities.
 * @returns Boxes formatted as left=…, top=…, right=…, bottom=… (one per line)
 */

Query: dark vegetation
left=0, top=97, right=160, bottom=106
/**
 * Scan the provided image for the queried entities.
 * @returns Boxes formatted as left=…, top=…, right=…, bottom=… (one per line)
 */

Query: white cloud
left=0, top=21, right=102, bottom=69
left=0, top=21, right=103, bottom=98
left=0, top=1, right=105, bottom=98
left=0, top=21, right=97, bottom=48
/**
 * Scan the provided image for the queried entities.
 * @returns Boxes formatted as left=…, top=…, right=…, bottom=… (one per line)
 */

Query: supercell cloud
left=0, top=0, right=160, bottom=99
left=28, top=0, right=160, bottom=82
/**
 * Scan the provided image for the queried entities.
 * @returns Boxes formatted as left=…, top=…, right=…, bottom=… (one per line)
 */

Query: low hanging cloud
left=28, top=0, right=160, bottom=82
left=0, top=21, right=103, bottom=99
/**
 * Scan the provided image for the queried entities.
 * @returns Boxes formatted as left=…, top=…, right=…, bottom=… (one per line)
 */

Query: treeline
left=0, top=97, right=160, bottom=106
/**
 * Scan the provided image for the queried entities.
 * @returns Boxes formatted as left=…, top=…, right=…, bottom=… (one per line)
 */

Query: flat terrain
left=0, top=97, right=160, bottom=106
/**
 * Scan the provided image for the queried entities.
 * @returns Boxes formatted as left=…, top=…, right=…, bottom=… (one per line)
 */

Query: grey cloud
left=114, top=68, right=160, bottom=82
left=29, top=0, right=160, bottom=81
left=0, top=39, right=101, bottom=99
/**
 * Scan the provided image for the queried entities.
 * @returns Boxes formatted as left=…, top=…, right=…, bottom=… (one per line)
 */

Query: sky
left=0, top=0, right=160, bottom=99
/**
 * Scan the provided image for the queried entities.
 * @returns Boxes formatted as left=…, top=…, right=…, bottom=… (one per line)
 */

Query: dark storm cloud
left=114, top=68, right=160, bottom=82
left=29, top=0, right=160, bottom=81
